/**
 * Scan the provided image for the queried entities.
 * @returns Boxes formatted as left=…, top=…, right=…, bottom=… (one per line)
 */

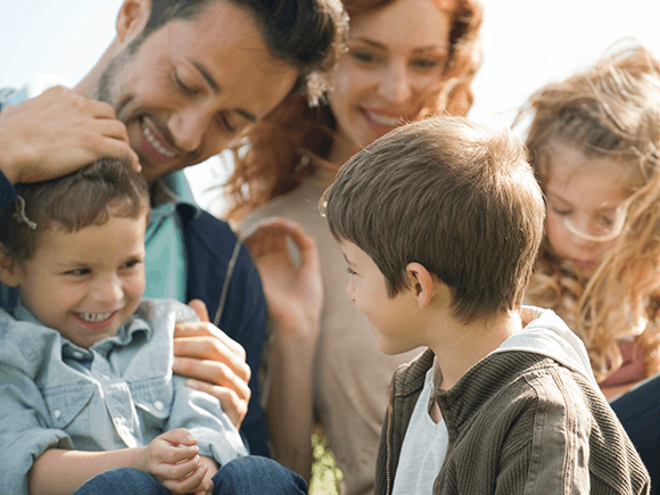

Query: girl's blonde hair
left=518, top=41, right=660, bottom=382
left=222, top=0, right=483, bottom=220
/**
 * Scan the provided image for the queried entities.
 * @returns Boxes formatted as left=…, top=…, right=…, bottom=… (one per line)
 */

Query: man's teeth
left=141, top=121, right=176, bottom=157
left=77, top=312, right=114, bottom=323
left=367, top=112, right=405, bottom=127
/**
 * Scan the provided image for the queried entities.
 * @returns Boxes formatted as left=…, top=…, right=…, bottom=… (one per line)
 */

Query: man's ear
left=405, top=262, right=440, bottom=309
left=116, top=0, right=151, bottom=43
left=0, top=248, right=22, bottom=288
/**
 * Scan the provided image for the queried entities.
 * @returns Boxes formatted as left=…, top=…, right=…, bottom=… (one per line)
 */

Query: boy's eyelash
left=347, top=267, right=356, bottom=275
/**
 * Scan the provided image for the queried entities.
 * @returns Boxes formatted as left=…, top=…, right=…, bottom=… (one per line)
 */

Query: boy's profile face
left=341, top=239, right=425, bottom=355
left=6, top=209, right=147, bottom=349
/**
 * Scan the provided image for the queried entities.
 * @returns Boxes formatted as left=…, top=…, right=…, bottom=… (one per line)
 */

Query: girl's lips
left=73, top=311, right=119, bottom=331
left=573, top=259, right=597, bottom=269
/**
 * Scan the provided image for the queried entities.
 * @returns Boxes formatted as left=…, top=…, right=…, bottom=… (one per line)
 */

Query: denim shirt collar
left=14, top=298, right=152, bottom=359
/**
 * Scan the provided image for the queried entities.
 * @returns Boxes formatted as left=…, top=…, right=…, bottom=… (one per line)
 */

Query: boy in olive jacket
left=321, top=116, right=649, bottom=495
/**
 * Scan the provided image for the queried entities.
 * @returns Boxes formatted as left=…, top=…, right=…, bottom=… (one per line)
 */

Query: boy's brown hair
left=321, top=116, right=545, bottom=324
left=0, top=157, right=149, bottom=263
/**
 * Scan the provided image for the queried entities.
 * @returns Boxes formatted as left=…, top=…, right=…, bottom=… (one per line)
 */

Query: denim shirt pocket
left=42, top=383, right=95, bottom=430
left=131, top=376, right=174, bottom=436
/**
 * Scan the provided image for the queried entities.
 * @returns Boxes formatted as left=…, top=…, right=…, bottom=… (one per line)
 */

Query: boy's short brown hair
left=321, top=116, right=545, bottom=324
left=0, top=157, right=149, bottom=263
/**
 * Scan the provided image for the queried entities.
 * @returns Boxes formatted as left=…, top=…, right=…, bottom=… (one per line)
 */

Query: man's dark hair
left=130, top=0, right=347, bottom=102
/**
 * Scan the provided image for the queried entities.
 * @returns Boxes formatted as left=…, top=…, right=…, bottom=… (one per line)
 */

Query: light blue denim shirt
left=0, top=298, right=247, bottom=495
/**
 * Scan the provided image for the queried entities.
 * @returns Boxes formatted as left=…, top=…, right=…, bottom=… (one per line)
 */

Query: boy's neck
left=430, top=310, right=523, bottom=391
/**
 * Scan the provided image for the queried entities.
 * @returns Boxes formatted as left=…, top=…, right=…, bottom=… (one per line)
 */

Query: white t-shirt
left=391, top=367, right=449, bottom=495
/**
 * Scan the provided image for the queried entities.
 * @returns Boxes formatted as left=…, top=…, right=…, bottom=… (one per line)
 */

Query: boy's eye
left=122, top=259, right=143, bottom=270
left=347, top=267, right=357, bottom=276
left=65, top=268, right=90, bottom=276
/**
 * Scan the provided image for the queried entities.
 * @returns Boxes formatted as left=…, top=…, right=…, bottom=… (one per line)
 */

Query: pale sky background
left=1, top=1, right=659, bottom=211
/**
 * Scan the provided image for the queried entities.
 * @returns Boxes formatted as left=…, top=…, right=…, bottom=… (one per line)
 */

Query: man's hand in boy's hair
left=173, top=299, right=251, bottom=429
left=0, top=86, right=140, bottom=184
left=138, top=428, right=212, bottom=495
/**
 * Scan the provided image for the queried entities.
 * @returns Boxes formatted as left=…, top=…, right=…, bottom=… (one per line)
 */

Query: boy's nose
left=92, top=276, right=124, bottom=304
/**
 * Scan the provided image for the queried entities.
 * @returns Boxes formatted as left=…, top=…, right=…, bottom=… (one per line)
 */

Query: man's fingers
left=173, top=323, right=247, bottom=363
left=188, top=299, right=210, bottom=323
left=173, top=355, right=251, bottom=398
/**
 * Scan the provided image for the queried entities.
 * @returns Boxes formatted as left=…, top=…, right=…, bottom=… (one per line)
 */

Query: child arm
left=28, top=429, right=206, bottom=495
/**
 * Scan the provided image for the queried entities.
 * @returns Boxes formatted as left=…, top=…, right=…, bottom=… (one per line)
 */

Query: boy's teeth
left=367, top=112, right=404, bottom=127
left=77, top=312, right=114, bottom=322
left=141, top=121, right=176, bottom=157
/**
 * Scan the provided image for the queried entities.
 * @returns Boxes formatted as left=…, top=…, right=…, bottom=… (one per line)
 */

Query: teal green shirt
left=143, top=172, right=198, bottom=302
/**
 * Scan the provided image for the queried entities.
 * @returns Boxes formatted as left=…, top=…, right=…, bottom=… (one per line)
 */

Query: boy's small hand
left=139, top=428, right=208, bottom=494
left=189, top=456, right=218, bottom=495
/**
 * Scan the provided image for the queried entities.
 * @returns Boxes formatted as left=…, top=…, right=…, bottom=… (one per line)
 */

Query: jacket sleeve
left=0, top=168, right=17, bottom=208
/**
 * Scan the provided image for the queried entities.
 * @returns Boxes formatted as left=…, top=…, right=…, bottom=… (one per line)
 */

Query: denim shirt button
left=53, top=410, right=61, bottom=419
left=154, top=401, right=164, bottom=411
left=73, top=351, right=83, bottom=360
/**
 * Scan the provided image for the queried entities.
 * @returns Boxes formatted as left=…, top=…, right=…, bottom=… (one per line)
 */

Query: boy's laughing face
left=8, top=210, right=147, bottom=349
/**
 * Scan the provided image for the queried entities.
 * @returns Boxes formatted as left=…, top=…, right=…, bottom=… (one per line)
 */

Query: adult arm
left=0, top=85, right=139, bottom=185
left=241, top=217, right=323, bottom=479
left=172, top=299, right=251, bottom=429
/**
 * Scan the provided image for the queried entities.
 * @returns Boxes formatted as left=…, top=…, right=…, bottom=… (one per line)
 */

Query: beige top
left=241, top=166, right=421, bottom=495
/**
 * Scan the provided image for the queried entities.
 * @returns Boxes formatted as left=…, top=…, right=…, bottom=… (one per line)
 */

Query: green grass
left=309, top=429, right=343, bottom=495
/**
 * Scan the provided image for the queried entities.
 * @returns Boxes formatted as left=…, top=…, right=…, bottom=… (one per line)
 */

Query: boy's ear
left=405, top=262, right=441, bottom=309
left=0, top=248, right=21, bottom=287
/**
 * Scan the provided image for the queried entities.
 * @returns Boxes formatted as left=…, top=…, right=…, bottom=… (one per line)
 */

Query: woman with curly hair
left=519, top=41, right=660, bottom=489
left=220, top=0, right=483, bottom=493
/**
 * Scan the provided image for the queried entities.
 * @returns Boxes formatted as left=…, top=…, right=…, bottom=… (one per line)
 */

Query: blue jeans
left=610, top=373, right=660, bottom=495
left=72, top=456, right=308, bottom=495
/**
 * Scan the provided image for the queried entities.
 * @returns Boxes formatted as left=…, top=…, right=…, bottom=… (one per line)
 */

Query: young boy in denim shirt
left=0, top=159, right=305, bottom=495
left=321, top=116, right=650, bottom=494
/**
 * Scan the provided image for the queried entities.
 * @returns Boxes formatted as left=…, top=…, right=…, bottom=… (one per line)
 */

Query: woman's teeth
left=142, top=121, right=176, bottom=157
left=366, top=111, right=405, bottom=127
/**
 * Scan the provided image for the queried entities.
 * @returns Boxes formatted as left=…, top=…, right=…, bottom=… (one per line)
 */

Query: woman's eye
left=350, top=50, right=378, bottom=64
left=411, top=58, right=442, bottom=70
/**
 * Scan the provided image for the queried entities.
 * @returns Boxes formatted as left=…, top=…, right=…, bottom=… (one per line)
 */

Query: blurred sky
left=1, top=1, right=659, bottom=209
